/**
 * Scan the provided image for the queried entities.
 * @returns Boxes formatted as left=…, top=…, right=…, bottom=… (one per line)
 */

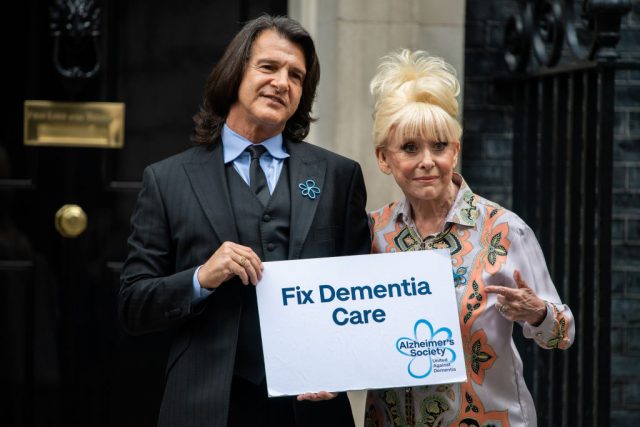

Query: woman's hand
left=485, top=270, right=547, bottom=326
left=296, top=391, right=338, bottom=402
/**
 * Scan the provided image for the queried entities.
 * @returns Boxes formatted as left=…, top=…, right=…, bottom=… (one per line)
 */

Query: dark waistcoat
left=225, top=161, right=291, bottom=383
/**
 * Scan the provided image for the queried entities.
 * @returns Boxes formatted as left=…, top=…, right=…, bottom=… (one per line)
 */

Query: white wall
left=289, top=0, right=466, bottom=212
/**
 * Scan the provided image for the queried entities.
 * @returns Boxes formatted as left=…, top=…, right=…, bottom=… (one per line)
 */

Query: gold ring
left=239, top=256, right=247, bottom=267
left=499, top=304, right=506, bottom=314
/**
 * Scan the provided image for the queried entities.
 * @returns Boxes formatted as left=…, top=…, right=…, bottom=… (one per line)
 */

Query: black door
left=2, top=1, right=286, bottom=426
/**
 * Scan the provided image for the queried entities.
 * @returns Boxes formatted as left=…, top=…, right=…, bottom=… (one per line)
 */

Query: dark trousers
left=227, top=376, right=355, bottom=427
left=228, top=376, right=296, bottom=427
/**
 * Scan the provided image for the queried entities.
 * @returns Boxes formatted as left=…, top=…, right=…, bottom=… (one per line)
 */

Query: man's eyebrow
left=254, top=58, right=306, bottom=75
left=254, top=57, right=282, bottom=65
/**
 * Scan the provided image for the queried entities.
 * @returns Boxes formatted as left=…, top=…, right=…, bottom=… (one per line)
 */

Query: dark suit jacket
left=119, top=140, right=370, bottom=427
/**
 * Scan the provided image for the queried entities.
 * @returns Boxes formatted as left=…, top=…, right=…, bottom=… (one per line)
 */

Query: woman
left=364, top=50, right=574, bottom=427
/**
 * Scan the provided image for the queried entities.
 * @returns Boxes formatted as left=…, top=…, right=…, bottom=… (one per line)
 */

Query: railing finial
left=503, top=0, right=632, bottom=73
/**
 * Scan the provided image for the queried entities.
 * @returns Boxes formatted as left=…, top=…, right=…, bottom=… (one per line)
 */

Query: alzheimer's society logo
left=396, top=319, right=457, bottom=378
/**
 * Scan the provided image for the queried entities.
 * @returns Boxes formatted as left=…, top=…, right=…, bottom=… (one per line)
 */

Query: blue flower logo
left=298, top=179, right=321, bottom=200
left=396, top=319, right=456, bottom=379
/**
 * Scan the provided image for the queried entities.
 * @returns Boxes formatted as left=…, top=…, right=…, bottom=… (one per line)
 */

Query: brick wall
left=462, top=0, right=517, bottom=208
left=463, top=0, right=640, bottom=424
left=611, top=2, right=640, bottom=424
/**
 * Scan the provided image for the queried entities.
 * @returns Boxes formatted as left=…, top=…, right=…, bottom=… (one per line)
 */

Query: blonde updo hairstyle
left=370, top=49, right=462, bottom=149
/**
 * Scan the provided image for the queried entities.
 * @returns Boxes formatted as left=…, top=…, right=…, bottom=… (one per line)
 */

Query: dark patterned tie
left=246, top=144, right=270, bottom=206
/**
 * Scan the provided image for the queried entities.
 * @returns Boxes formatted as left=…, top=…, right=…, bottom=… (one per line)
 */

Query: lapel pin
left=298, top=179, right=321, bottom=200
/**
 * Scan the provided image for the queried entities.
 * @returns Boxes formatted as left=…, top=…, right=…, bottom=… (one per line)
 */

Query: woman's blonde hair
left=370, top=49, right=462, bottom=148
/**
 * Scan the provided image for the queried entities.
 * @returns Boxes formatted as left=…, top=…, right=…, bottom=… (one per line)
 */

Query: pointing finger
left=485, top=285, right=514, bottom=296
left=513, top=270, right=530, bottom=290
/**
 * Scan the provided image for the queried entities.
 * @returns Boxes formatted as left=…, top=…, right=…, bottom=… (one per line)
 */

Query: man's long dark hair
left=192, top=15, right=320, bottom=145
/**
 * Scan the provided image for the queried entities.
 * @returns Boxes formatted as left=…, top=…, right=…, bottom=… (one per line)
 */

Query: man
left=119, top=15, right=369, bottom=427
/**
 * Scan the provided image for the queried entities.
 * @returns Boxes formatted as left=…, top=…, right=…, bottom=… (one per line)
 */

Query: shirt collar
left=394, top=173, right=479, bottom=229
left=222, top=123, right=289, bottom=164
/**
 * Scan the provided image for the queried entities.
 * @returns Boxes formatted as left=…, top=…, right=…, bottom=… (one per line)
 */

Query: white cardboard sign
left=256, top=250, right=466, bottom=397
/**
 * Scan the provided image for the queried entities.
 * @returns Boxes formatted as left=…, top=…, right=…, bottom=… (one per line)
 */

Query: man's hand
left=197, top=242, right=263, bottom=289
left=485, top=270, right=547, bottom=326
left=296, top=391, right=338, bottom=402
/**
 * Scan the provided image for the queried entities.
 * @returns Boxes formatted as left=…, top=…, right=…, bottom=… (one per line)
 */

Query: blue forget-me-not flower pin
left=298, top=179, right=321, bottom=200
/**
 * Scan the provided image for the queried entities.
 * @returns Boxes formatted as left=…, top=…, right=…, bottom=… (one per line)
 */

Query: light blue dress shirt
left=192, top=124, right=289, bottom=302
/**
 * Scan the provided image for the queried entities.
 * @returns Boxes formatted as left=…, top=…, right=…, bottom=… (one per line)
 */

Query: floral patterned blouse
left=365, top=174, right=574, bottom=427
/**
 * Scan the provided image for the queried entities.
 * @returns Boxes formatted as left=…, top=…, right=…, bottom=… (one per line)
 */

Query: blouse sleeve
left=510, top=222, right=575, bottom=350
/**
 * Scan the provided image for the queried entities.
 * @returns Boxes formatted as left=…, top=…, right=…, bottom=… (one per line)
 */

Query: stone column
left=290, top=0, right=465, bottom=212
left=288, top=1, right=466, bottom=424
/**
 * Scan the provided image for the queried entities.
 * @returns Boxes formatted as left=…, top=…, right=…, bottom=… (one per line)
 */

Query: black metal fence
left=503, top=1, right=634, bottom=425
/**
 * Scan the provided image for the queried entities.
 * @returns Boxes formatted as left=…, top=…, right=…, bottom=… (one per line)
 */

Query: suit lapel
left=286, top=140, right=326, bottom=259
left=183, top=144, right=239, bottom=244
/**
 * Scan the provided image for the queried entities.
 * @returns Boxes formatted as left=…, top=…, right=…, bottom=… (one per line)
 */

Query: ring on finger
left=238, top=255, right=247, bottom=267
left=499, top=304, right=506, bottom=314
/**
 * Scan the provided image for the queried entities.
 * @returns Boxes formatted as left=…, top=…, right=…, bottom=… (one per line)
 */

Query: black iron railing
left=503, top=1, right=633, bottom=425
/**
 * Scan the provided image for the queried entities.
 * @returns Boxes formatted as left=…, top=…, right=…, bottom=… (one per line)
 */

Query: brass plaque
left=24, top=100, right=125, bottom=148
